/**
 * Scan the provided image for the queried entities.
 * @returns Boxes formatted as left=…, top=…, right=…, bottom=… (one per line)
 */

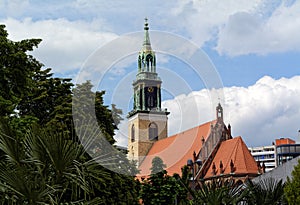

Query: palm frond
left=0, top=162, right=57, bottom=204
left=246, top=178, right=285, bottom=205
left=0, top=131, right=24, bottom=165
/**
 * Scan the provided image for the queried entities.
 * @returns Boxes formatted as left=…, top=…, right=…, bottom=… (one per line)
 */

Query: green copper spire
left=127, top=18, right=170, bottom=118
left=143, top=18, right=152, bottom=51
left=137, top=18, right=156, bottom=74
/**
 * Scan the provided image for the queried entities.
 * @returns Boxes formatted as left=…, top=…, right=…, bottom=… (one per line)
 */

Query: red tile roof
left=137, top=121, right=214, bottom=177
left=203, top=136, right=258, bottom=179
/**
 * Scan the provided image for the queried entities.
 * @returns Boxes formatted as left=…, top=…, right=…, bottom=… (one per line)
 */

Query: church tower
left=127, top=19, right=169, bottom=165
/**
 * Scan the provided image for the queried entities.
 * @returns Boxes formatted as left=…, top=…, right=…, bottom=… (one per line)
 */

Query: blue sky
left=1, top=0, right=300, bottom=147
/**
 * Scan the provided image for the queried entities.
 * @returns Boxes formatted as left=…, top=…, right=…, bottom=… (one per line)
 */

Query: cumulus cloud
left=1, top=1, right=299, bottom=148
left=169, top=0, right=262, bottom=47
left=2, top=0, right=300, bottom=76
left=115, top=75, right=300, bottom=147
left=225, top=75, right=300, bottom=146
left=216, top=1, right=300, bottom=55
left=168, top=0, right=300, bottom=56
left=2, top=18, right=118, bottom=73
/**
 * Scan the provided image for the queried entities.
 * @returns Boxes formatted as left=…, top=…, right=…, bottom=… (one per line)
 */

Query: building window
left=131, top=124, right=135, bottom=142
left=148, top=96, right=154, bottom=107
left=149, top=123, right=158, bottom=141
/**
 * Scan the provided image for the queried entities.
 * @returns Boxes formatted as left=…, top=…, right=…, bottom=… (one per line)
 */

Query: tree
left=150, top=156, right=166, bottom=174
left=173, top=166, right=192, bottom=205
left=0, top=121, right=140, bottom=204
left=0, top=25, right=42, bottom=117
left=246, top=178, right=286, bottom=205
left=0, top=24, right=140, bottom=204
left=0, top=121, right=95, bottom=204
left=190, top=179, right=247, bottom=205
left=72, top=81, right=119, bottom=144
left=16, top=68, right=73, bottom=134
left=0, top=24, right=74, bottom=137
left=284, top=159, right=300, bottom=205
left=111, top=103, right=123, bottom=127
left=140, top=157, right=184, bottom=205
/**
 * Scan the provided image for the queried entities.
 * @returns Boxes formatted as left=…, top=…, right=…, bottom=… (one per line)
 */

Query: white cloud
left=115, top=75, right=300, bottom=147
left=2, top=18, right=118, bottom=73
left=216, top=1, right=300, bottom=55
left=2, top=0, right=299, bottom=75
left=225, top=75, right=300, bottom=145
left=1, top=1, right=299, bottom=148
left=168, top=0, right=300, bottom=56
left=169, top=0, right=262, bottom=46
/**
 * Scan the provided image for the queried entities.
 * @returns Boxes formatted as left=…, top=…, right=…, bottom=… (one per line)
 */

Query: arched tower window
left=131, top=124, right=135, bottom=142
left=146, top=54, right=153, bottom=71
left=216, top=103, right=223, bottom=122
left=149, top=122, right=158, bottom=141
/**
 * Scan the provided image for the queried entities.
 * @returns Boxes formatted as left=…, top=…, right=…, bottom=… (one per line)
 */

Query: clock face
left=148, top=86, right=154, bottom=93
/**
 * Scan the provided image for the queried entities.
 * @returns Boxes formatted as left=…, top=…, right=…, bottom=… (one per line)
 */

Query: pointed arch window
left=149, top=122, right=158, bottom=141
left=131, top=124, right=135, bottom=142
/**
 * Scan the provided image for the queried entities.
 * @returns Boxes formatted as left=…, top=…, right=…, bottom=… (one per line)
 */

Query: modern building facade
left=276, top=139, right=300, bottom=166
left=249, top=145, right=276, bottom=172
left=249, top=137, right=300, bottom=172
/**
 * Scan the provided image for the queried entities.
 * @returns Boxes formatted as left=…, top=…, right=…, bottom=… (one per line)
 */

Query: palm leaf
left=0, top=130, right=23, bottom=165
left=246, top=178, right=285, bottom=205
left=0, top=162, right=57, bottom=204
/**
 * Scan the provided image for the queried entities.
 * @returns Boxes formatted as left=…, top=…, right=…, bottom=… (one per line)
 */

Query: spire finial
left=144, top=17, right=149, bottom=30
left=143, top=18, right=151, bottom=47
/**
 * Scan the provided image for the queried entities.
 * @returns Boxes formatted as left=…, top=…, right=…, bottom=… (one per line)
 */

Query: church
left=127, top=19, right=262, bottom=183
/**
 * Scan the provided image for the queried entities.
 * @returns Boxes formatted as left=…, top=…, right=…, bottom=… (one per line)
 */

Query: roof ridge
left=239, top=137, right=252, bottom=171
left=168, top=120, right=215, bottom=138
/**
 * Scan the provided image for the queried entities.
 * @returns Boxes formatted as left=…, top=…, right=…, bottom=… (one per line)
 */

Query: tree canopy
left=0, top=24, right=43, bottom=118
left=284, top=159, right=300, bottom=205
left=140, top=157, right=189, bottom=205
left=0, top=24, right=139, bottom=204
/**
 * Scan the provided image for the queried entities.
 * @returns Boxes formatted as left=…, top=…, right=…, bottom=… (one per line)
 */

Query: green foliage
left=246, top=178, right=286, bottom=205
left=72, top=81, right=117, bottom=144
left=0, top=123, right=140, bottom=204
left=284, top=159, right=300, bottom=205
left=111, top=103, right=123, bottom=127
left=0, top=24, right=74, bottom=137
left=140, top=157, right=189, bottom=205
left=0, top=25, right=122, bottom=144
left=191, top=180, right=247, bottom=205
left=16, top=68, right=74, bottom=136
left=0, top=24, right=139, bottom=204
left=173, top=166, right=192, bottom=204
left=17, top=68, right=73, bottom=127
left=150, top=156, right=166, bottom=174
left=0, top=25, right=42, bottom=117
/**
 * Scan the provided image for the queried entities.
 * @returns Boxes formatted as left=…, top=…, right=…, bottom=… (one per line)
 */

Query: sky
left=1, top=0, right=300, bottom=148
